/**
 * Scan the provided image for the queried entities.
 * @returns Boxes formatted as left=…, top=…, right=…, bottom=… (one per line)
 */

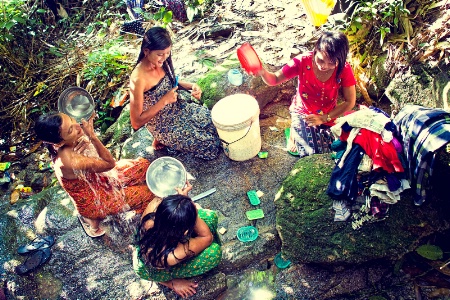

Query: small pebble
left=218, top=227, right=227, bottom=235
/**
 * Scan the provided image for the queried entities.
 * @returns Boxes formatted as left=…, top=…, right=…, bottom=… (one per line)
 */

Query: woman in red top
left=256, top=31, right=356, bottom=157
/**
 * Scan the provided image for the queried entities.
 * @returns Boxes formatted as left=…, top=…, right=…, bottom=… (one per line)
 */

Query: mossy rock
left=197, top=68, right=229, bottom=109
left=100, top=104, right=132, bottom=146
left=197, top=56, right=243, bottom=109
left=275, top=154, right=450, bottom=266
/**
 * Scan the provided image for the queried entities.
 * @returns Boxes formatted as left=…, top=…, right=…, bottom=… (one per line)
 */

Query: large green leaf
left=416, top=244, right=443, bottom=260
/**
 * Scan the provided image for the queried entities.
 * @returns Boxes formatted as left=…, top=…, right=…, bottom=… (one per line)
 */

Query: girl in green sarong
left=133, top=182, right=221, bottom=298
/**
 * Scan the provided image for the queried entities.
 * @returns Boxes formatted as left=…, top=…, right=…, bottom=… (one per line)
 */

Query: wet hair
left=136, top=26, right=177, bottom=87
left=313, top=31, right=350, bottom=80
left=138, top=194, right=197, bottom=269
left=34, top=112, right=63, bottom=158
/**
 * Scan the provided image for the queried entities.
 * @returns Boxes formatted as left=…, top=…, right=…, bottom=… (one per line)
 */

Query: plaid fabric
left=393, top=105, right=450, bottom=205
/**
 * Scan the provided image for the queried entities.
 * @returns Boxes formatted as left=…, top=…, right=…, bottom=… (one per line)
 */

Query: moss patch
left=275, top=154, right=450, bottom=265
left=197, top=57, right=241, bottom=109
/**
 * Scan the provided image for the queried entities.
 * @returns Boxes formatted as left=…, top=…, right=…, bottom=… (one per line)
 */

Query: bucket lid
left=211, top=94, right=259, bottom=128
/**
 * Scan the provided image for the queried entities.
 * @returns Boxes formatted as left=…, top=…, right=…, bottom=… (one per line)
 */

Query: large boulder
left=385, top=63, right=450, bottom=112
left=367, top=53, right=391, bottom=100
left=275, top=154, right=450, bottom=266
left=197, top=55, right=294, bottom=110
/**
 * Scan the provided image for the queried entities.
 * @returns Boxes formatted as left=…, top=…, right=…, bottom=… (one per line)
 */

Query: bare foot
left=152, top=139, right=165, bottom=150
left=287, top=134, right=298, bottom=153
left=160, top=278, right=198, bottom=298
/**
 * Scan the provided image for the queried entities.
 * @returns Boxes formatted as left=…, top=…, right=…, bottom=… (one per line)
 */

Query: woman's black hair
left=313, top=31, right=350, bottom=81
left=138, top=194, right=197, bottom=269
left=34, top=112, right=63, bottom=158
left=136, top=26, right=177, bottom=87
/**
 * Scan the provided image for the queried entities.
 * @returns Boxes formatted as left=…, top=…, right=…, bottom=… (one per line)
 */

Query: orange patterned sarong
left=57, top=157, right=154, bottom=219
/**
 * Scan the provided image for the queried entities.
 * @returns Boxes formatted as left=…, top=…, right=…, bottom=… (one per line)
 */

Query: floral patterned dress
left=143, top=75, right=221, bottom=160
left=57, top=157, right=154, bottom=220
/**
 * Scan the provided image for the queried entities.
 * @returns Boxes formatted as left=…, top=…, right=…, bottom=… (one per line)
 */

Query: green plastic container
left=246, top=209, right=264, bottom=220
left=247, top=190, right=260, bottom=205
left=236, top=226, right=259, bottom=242
left=258, top=151, right=268, bottom=158
left=274, top=252, right=291, bottom=269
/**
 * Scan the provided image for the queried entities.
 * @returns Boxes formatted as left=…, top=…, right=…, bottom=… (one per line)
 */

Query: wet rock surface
left=1, top=0, right=450, bottom=299
left=2, top=98, right=449, bottom=299
left=275, top=155, right=450, bottom=266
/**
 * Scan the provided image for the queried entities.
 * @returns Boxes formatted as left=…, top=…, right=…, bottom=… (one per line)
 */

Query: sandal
left=17, top=236, right=55, bottom=255
left=15, top=248, right=52, bottom=276
left=284, top=128, right=299, bottom=156
left=77, top=215, right=105, bottom=238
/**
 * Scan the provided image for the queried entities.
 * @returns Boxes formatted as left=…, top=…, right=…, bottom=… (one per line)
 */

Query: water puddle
left=219, top=268, right=276, bottom=300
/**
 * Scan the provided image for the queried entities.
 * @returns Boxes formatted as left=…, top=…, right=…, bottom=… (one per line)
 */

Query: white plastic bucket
left=211, top=94, right=261, bottom=161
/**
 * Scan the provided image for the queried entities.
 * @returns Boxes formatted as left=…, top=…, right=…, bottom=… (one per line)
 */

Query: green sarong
left=133, top=208, right=222, bottom=282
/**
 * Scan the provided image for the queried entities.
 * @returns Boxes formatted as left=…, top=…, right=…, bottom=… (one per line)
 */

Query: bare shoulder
left=141, top=197, right=163, bottom=219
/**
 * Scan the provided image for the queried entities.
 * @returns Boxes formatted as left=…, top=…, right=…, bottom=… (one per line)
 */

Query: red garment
left=57, top=157, right=154, bottom=219
left=282, top=52, right=356, bottom=125
left=353, top=129, right=404, bottom=173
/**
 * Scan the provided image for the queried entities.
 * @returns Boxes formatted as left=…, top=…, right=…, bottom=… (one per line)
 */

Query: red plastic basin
left=237, top=42, right=262, bottom=74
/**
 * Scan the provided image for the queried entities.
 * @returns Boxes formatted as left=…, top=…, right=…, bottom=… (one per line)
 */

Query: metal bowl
left=58, top=87, right=95, bottom=123
left=146, top=157, right=187, bottom=198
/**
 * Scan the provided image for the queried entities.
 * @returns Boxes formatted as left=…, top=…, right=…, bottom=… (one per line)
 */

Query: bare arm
left=59, top=117, right=116, bottom=173
left=177, top=81, right=202, bottom=100
left=129, top=73, right=179, bottom=130
left=305, top=85, right=357, bottom=126
left=330, top=85, right=357, bottom=118
left=166, top=216, right=213, bottom=266
left=257, top=68, right=288, bottom=86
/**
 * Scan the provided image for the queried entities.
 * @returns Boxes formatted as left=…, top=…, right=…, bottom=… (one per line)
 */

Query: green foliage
left=82, top=38, right=131, bottom=132
left=185, top=0, right=217, bottom=22
left=0, top=0, right=48, bottom=43
left=154, top=7, right=173, bottom=26
left=345, top=0, right=410, bottom=46
left=134, top=6, right=173, bottom=27
left=416, top=244, right=444, bottom=260
left=83, top=39, right=130, bottom=82
left=195, top=50, right=216, bottom=69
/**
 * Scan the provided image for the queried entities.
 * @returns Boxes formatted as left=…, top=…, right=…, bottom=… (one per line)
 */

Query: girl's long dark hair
left=138, top=194, right=197, bottom=269
left=136, top=26, right=177, bottom=87
left=34, top=112, right=63, bottom=159
left=314, top=31, right=350, bottom=81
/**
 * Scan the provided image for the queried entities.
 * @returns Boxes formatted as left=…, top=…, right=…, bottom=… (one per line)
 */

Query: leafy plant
left=185, top=0, right=205, bottom=22
left=96, top=97, right=116, bottom=133
left=1, top=0, right=33, bottom=43
left=185, top=0, right=217, bottom=22
left=195, top=49, right=216, bottom=69
left=345, top=0, right=411, bottom=46
left=154, top=7, right=173, bottom=26
left=416, top=244, right=444, bottom=260
left=83, top=38, right=130, bottom=84
left=83, top=38, right=131, bottom=132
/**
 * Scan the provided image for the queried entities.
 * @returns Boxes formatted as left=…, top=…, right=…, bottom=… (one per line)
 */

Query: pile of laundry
left=325, top=105, right=450, bottom=230
left=326, top=106, right=409, bottom=230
